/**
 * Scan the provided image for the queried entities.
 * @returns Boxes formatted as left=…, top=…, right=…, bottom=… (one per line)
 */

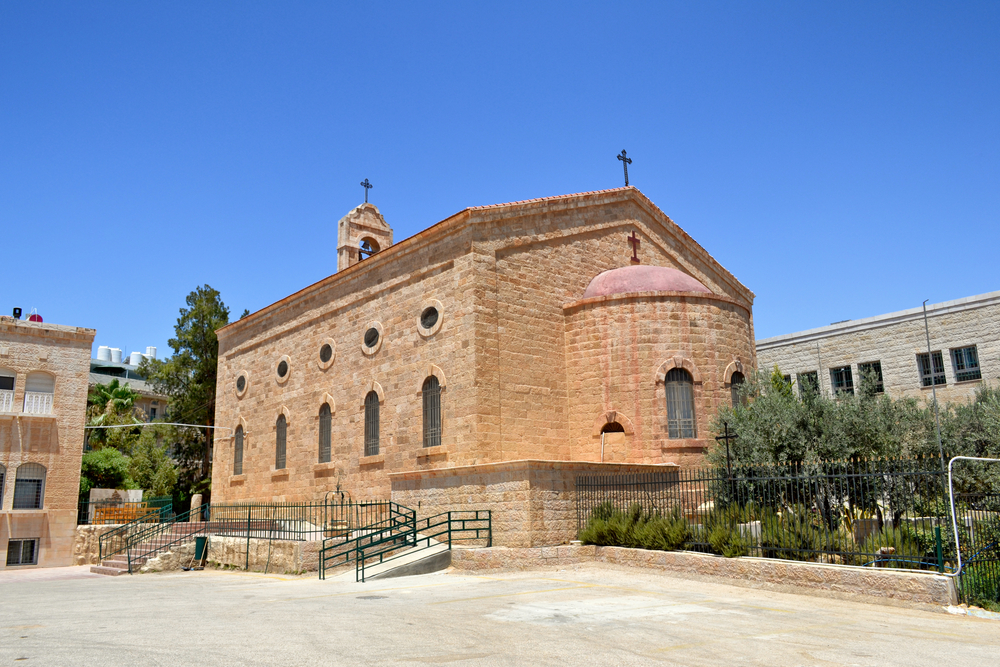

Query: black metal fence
left=207, top=500, right=394, bottom=541
left=578, top=459, right=950, bottom=565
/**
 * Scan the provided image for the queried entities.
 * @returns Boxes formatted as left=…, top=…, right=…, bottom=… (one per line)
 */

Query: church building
left=211, top=187, right=755, bottom=546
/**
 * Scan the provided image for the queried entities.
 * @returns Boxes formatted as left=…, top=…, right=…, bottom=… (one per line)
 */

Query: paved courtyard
left=1, top=563, right=997, bottom=666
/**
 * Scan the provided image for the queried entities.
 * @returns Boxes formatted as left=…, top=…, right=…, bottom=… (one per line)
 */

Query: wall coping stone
left=563, top=290, right=749, bottom=316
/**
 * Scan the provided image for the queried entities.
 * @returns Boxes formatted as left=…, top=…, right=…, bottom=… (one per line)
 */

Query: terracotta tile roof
left=467, top=187, right=632, bottom=210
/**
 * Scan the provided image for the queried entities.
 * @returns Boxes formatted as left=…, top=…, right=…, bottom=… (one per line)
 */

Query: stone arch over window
left=13, top=463, right=46, bottom=509
left=723, top=359, right=746, bottom=385
left=654, top=356, right=702, bottom=386
left=233, top=425, right=244, bottom=476
left=364, top=391, right=380, bottom=456
left=318, top=402, right=332, bottom=464
left=591, top=410, right=635, bottom=436
left=362, top=381, right=385, bottom=406
left=417, top=365, right=447, bottom=392
left=422, top=376, right=441, bottom=448
left=275, top=413, right=288, bottom=470
left=664, top=368, right=697, bottom=439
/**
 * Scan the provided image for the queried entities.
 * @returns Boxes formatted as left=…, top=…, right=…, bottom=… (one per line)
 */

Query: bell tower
left=336, top=203, right=393, bottom=272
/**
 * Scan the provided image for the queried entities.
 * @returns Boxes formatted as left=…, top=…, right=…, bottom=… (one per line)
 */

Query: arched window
left=364, top=391, right=380, bottom=456
left=0, top=368, right=15, bottom=412
left=13, top=463, right=46, bottom=509
left=665, top=368, right=697, bottom=439
left=23, top=372, right=54, bottom=415
left=275, top=415, right=287, bottom=470
left=319, top=403, right=332, bottom=463
left=422, top=376, right=441, bottom=448
left=601, top=421, right=625, bottom=434
left=730, top=371, right=746, bottom=407
left=233, top=425, right=244, bottom=476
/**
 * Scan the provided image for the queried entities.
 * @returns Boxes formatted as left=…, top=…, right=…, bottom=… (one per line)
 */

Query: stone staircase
left=91, top=523, right=206, bottom=576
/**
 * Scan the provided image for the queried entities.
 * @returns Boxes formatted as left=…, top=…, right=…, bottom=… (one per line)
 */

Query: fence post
left=935, top=526, right=944, bottom=574
left=245, top=505, right=252, bottom=571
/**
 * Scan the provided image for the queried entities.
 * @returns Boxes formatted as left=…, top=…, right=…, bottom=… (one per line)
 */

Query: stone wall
left=757, top=291, right=1000, bottom=404
left=73, top=524, right=119, bottom=565
left=206, top=536, right=320, bottom=574
left=391, top=459, right=678, bottom=547
left=0, top=317, right=95, bottom=569
left=450, top=545, right=958, bottom=610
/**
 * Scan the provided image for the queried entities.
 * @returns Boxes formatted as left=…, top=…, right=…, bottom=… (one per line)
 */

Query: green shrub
left=759, top=505, right=850, bottom=561
left=579, top=503, right=690, bottom=552
left=699, top=503, right=754, bottom=558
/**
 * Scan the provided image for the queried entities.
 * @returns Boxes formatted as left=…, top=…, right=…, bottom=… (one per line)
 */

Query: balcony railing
left=0, top=390, right=14, bottom=412
left=23, top=392, right=53, bottom=415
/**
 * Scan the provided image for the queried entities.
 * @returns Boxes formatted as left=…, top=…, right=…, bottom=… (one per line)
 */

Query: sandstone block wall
left=212, top=189, right=756, bottom=544
left=390, top=460, right=679, bottom=547
left=757, top=292, right=999, bottom=404
left=0, top=317, right=95, bottom=568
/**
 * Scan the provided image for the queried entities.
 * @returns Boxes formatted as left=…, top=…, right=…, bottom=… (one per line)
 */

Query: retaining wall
left=450, top=545, right=958, bottom=610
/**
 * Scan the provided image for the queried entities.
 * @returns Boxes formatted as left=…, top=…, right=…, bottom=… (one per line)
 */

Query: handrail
left=125, top=505, right=213, bottom=573
left=98, top=504, right=176, bottom=561
left=318, top=502, right=416, bottom=579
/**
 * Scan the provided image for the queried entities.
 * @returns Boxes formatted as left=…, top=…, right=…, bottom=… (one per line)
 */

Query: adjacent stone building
left=1, top=316, right=95, bottom=568
left=211, top=187, right=755, bottom=545
left=756, top=291, right=999, bottom=403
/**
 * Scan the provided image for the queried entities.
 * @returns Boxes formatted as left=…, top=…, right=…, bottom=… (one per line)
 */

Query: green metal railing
left=209, top=500, right=393, bottom=542
left=319, top=508, right=492, bottom=582
left=121, top=505, right=213, bottom=573
left=79, top=496, right=173, bottom=525
left=319, top=502, right=415, bottom=579
left=98, top=503, right=181, bottom=561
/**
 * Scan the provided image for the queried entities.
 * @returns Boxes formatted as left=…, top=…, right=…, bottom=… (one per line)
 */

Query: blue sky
left=3, top=2, right=998, bottom=358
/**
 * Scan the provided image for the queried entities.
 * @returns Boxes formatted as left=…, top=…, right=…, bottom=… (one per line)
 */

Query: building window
left=0, top=369, right=14, bottom=413
left=729, top=371, right=745, bottom=407
left=234, top=425, right=244, bottom=476
left=797, top=371, right=819, bottom=398
left=23, top=372, right=54, bottom=415
left=275, top=415, right=287, bottom=470
left=364, top=391, right=380, bottom=456
left=320, top=343, right=333, bottom=364
left=13, top=463, right=46, bottom=509
left=857, top=361, right=884, bottom=393
left=918, top=352, right=946, bottom=387
left=665, top=368, right=697, bottom=439
left=952, top=346, right=982, bottom=382
left=236, top=374, right=247, bottom=394
left=0, top=463, right=5, bottom=502
left=420, top=307, right=439, bottom=330
left=422, top=376, right=441, bottom=448
left=319, top=403, right=332, bottom=463
left=830, top=366, right=854, bottom=395
left=601, top=421, right=625, bottom=434
left=6, top=539, right=38, bottom=566
left=149, top=407, right=157, bottom=420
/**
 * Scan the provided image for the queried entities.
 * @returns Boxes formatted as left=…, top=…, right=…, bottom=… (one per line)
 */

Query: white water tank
left=97, top=346, right=111, bottom=362
left=145, top=346, right=157, bottom=360
left=110, top=348, right=123, bottom=363
left=129, top=351, right=144, bottom=366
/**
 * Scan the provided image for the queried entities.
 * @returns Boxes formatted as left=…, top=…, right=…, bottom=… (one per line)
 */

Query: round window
left=320, top=343, right=333, bottom=363
left=364, top=328, right=380, bottom=348
left=277, top=360, right=288, bottom=378
left=420, top=307, right=439, bottom=330
left=236, top=375, right=246, bottom=393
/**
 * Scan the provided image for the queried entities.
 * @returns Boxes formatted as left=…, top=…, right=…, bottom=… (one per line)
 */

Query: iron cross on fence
left=617, top=150, right=632, bottom=186
left=715, top=421, right=739, bottom=477
left=361, top=178, right=373, bottom=203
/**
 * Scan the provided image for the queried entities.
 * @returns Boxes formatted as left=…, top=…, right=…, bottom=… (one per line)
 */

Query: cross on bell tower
left=360, top=178, right=373, bottom=203
left=617, top=150, right=632, bottom=186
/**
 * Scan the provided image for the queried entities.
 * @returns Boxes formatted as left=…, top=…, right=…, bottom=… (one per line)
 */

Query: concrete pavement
left=1, top=562, right=997, bottom=666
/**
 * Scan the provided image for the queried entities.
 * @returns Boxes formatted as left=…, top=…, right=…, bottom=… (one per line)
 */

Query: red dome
left=583, top=265, right=712, bottom=299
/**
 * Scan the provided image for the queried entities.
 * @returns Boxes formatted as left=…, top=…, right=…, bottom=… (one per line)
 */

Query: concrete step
left=90, top=565, right=128, bottom=576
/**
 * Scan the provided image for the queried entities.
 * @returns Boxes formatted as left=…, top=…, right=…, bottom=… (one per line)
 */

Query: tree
left=709, top=368, right=936, bottom=467
left=128, top=426, right=179, bottom=497
left=80, top=447, right=134, bottom=495
left=86, top=379, right=143, bottom=453
left=138, top=285, right=229, bottom=496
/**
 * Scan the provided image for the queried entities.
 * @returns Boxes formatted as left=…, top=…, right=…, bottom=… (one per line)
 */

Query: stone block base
left=450, top=545, right=958, bottom=610
left=206, top=536, right=320, bottom=574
